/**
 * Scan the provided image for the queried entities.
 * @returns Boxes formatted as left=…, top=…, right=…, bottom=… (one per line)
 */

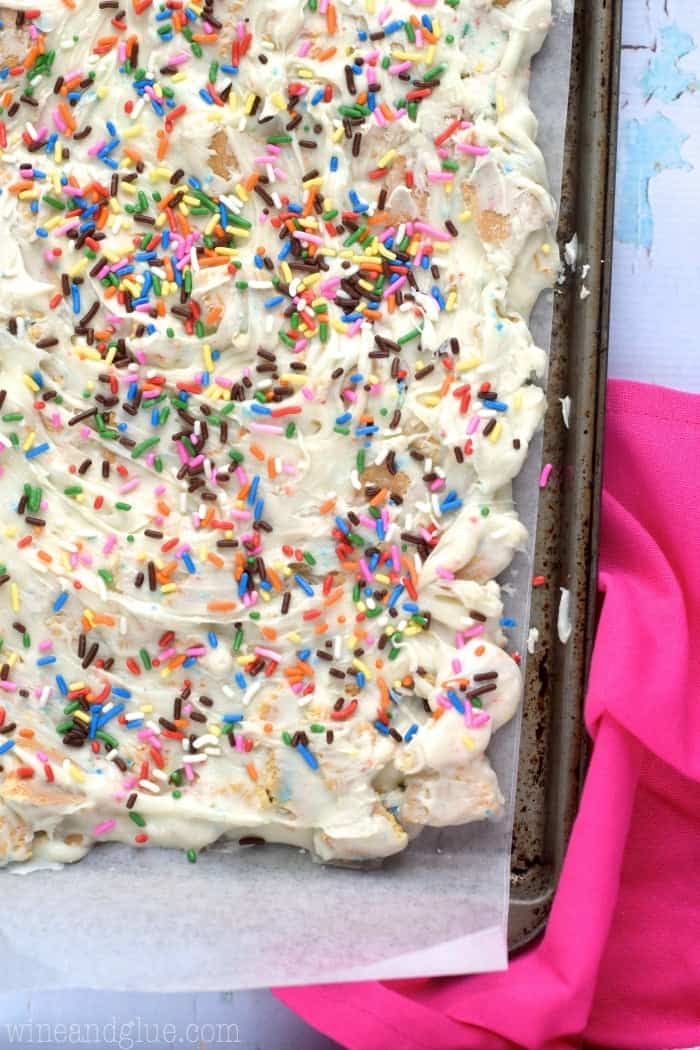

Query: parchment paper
left=1, top=2, right=574, bottom=992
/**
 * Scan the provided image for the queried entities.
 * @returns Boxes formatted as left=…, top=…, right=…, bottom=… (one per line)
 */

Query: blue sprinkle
left=484, top=400, right=508, bottom=412
left=182, top=552, right=196, bottom=574
left=330, top=155, right=338, bottom=172
left=112, top=686, right=132, bottom=699
left=298, top=649, right=311, bottom=661
left=238, top=572, right=249, bottom=598
left=53, top=591, right=69, bottom=613
left=296, top=743, right=319, bottom=770
left=222, top=713, right=243, bottom=724
left=56, top=675, right=68, bottom=696
left=373, top=720, right=390, bottom=735
left=207, top=631, right=218, bottom=648
left=98, top=704, right=124, bottom=727
left=402, top=601, right=419, bottom=613
left=447, top=690, right=465, bottom=714
left=404, top=723, right=418, bottom=743
left=250, top=403, right=272, bottom=415
left=37, top=655, right=56, bottom=667
left=247, top=475, right=260, bottom=505
left=500, top=617, right=517, bottom=628
left=182, top=656, right=197, bottom=668
left=220, top=64, right=238, bottom=75
left=235, top=671, right=247, bottom=689
left=388, top=584, right=404, bottom=608
left=335, top=412, right=352, bottom=425
left=71, top=284, right=80, bottom=313
left=25, top=442, right=50, bottom=460
left=264, top=295, right=284, bottom=309
left=334, top=515, right=349, bottom=535
left=0, top=740, right=15, bottom=755
left=294, top=574, right=314, bottom=597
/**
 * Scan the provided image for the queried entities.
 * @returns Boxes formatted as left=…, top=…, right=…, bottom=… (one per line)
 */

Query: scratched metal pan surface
left=508, top=0, right=622, bottom=952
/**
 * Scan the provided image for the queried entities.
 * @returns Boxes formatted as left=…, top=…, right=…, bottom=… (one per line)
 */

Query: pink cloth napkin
left=276, top=379, right=700, bottom=1050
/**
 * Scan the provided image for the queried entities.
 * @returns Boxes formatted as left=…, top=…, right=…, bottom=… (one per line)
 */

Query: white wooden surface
left=2, top=2, right=698, bottom=1045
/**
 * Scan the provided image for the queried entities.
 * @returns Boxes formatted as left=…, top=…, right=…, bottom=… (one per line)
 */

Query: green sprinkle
left=187, top=848, right=197, bottom=863
left=129, top=811, right=146, bottom=828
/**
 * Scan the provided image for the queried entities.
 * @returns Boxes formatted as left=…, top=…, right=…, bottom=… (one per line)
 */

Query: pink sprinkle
left=463, top=624, right=486, bottom=639
left=255, top=646, right=280, bottom=662
left=466, top=414, right=481, bottom=435
left=103, top=534, right=118, bottom=555
left=0, top=681, right=17, bottom=692
left=539, top=463, right=553, bottom=488
left=92, top=820, right=116, bottom=837
left=451, top=658, right=462, bottom=673
left=436, top=567, right=455, bottom=580
left=358, top=558, right=373, bottom=583
left=456, top=142, right=490, bottom=157
left=119, top=478, right=140, bottom=494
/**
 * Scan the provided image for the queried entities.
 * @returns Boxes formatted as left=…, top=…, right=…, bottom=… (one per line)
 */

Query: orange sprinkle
left=18, top=728, right=35, bottom=739
left=246, top=762, right=258, bottom=782
left=249, top=443, right=266, bottom=462
left=318, top=498, right=336, bottom=514
left=327, top=2, right=337, bottom=33
left=206, top=552, right=225, bottom=570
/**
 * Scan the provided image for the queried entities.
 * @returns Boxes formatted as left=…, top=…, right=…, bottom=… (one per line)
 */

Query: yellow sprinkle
left=155, top=213, right=167, bottom=229
left=23, top=375, right=40, bottom=393
left=204, top=213, right=219, bottom=236
left=142, top=704, right=153, bottom=714
left=421, top=395, right=441, bottom=408
left=332, top=126, right=344, bottom=143
left=19, top=189, right=40, bottom=201
left=96, top=85, right=108, bottom=100
left=104, top=345, right=117, bottom=366
left=225, top=226, right=250, bottom=239
left=280, top=261, right=293, bottom=284
left=487, top=420, right=503, bottom=443
left=352, top=658, right=371, bottom=678
left=43, top=215, right=65, bottom=231
left=213, top=246, right=238, bottom=256
left=121, top=123, right=144, bottom=139
left=183, top=194, right=200, bottom=207
left=68, top=257, right=89, bottom=279
left=446, top=291, right=458, bottom=311
left=10, top=582, right=19, bottom=613
left=68, top=762, right=86, bottom=782
left=297, top=67, right=314, bottom=79
left=374, top=573, right=391, bottom=585
left=459, top=210, right=472, bottom=222
left=302, top=175, right=324, bottom=188
left=73, top=710, right=91, bottom=725
left=455, top=356, right=482, bottom=373
left=496, top=94, right=506, bottom=114
left=270, top=92, right=286, bottom=110
left=244, top=92, right=256, bottom=115
left=541, top=243, right=551, bottom=255
left=22, top=431, right=35, bottom=453
left=2, top=526, right=16, bottom=539
left=285, top=631, right=302, bottom=644
left=378, top=148, right=397, bottom=168
left=202, top=344, right=214, bottom=371
left=160, top=583, right=177, bottom=595
left=513, top=392, right=523, bottom=410
left=462, top=734, right=476, bottom=750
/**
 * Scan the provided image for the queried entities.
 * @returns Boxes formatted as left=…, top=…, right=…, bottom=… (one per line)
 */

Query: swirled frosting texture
left=0, top=0, right=555, bottom=866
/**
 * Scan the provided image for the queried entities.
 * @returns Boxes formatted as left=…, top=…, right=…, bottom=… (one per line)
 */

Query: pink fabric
left=276, top=379, right=700, bottom=1050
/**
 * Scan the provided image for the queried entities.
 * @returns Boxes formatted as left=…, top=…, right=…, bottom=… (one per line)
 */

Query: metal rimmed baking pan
left=508, top=0, right=621, bottom=951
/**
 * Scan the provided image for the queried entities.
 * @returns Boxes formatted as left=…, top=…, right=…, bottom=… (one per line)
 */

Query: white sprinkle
left=559, top=396, right=571, bottom=429
left=527, top=627, right=539, bottom=654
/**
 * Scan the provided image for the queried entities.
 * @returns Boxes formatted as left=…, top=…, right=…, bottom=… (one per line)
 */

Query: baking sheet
left=1, top=1, right=575, bottom=991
